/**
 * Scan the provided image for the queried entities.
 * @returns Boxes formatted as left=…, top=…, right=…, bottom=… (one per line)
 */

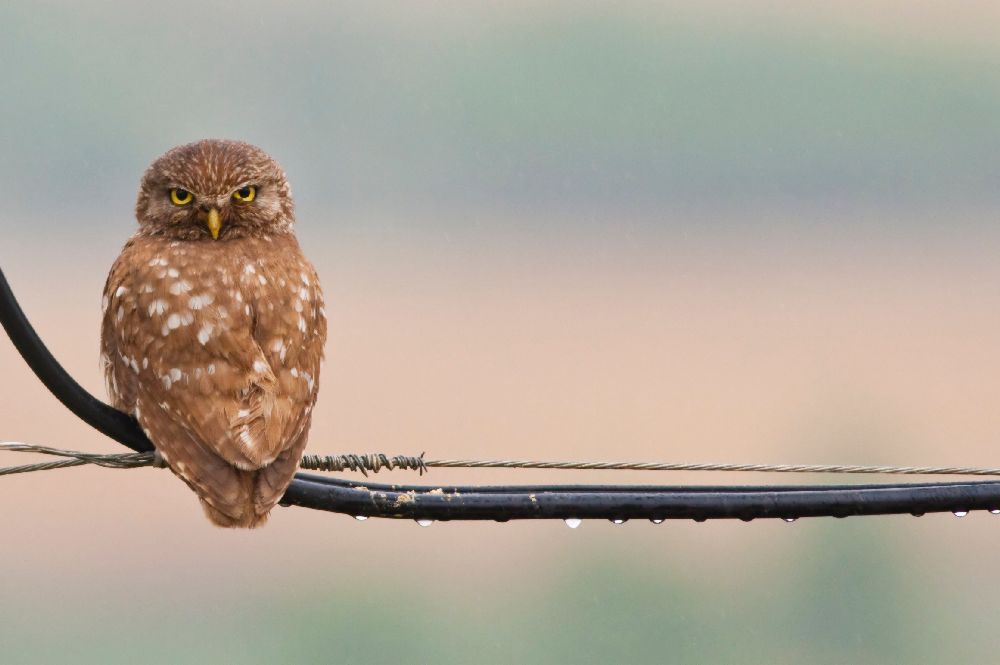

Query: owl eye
left=232, top=186, right=256, bottom=202
left=169, top=188, right=193, bottom=206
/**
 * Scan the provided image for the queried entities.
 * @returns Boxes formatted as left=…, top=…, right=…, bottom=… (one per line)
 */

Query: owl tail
left=199, top=440, right=306, bottom=528
left=199, top=470, right=270, bottom=528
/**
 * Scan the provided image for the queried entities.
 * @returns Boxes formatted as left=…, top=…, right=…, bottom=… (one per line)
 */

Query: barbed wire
left=298, top=454, right=1000, bottom=478
left=7, top=442, right=1000, bottom=481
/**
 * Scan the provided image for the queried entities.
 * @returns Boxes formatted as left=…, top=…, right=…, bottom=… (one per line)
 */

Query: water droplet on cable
left=990, top=509, right=1000, bottom=515
left=415, top=518, right=434, bottom=527
left=650, top=518, right=664, bottom=524
left=610, top=518, right=627, bottom=525
left=953, top=511, right=968, bottom=518
left=564, top=518, right=582, bottom=529
left=353, top=515, right=368, bottom=521
left=782, top=518, right=797, bottom=523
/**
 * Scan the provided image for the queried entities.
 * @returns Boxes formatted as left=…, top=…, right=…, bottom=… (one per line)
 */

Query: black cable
left=286, top=475, right=1000, bottom=521
left=4, top=264, right=1000, bottom=522
left=0, top=266, right=153, bottom=453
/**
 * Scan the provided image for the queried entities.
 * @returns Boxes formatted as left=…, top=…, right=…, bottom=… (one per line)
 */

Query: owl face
left=135, top=139, right=294, bottom=241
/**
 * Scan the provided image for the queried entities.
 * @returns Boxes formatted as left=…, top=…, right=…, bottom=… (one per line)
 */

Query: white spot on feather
left=114, top=286, right=127, bottom=298
left=253, top=360, right=268, bottom=373
left=166, top=313, right=181, bottom=330
left=166, top=268, right=179, bottom=278
left=197, top=323, right=214, bottom=345
left=188, top=293, right=213, bottom=310
left=168, top=280, right=191, bottom=295
left=148, top=299, right=168, bottom=316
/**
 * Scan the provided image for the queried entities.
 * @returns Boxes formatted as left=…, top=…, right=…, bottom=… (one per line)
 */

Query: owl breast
left=102, top=232, right=326, bottom=467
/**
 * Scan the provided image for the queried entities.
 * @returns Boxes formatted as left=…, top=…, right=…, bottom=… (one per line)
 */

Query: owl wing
left=102, top=243, right=319, bottom=468
left=101, top=244, right=140, bottom=414
left=102, top=236, right=325, bottom=525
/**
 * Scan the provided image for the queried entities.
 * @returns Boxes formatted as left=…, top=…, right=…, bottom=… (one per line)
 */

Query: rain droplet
left=911, top=512, right=924, bottom=517
left=415, top=518, right=434, bottom=527
left=953, top=511, right=969, bottom=518
left=650, top=518, right=664, bottom=524
left=354, top=515, right=368, bottom=521
left=991, top=509, right=1000, bottom=515
left=782, top=518, right=797, bottom=523
left=564, top=518, right=582, bottom=529
left=611, top=518, right=627, bottom=525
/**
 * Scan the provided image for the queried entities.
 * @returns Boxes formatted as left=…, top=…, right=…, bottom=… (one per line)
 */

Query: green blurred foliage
left=0, top=520, right=971, bottom=664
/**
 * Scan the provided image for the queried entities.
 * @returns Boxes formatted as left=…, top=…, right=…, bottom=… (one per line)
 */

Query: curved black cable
left=4, top=264, right=1000, bottom=522
left=0, top=267, right=154, bottom=453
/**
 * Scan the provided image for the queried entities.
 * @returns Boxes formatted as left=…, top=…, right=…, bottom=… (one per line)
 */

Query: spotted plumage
left=101, top=140, right=326, bottom=527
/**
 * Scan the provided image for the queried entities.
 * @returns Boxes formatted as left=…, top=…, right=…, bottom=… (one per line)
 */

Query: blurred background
left=2, top=1, right=1000, bottom=662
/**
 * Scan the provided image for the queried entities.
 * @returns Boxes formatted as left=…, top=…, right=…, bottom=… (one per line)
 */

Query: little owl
left=101, top=139, right=326, bottom=528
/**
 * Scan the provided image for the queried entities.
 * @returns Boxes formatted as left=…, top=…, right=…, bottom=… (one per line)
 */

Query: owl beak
left=206, top=208, right=222, bottom=240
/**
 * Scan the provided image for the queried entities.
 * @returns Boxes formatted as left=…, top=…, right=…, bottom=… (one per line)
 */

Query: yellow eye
left=232, top=185, right=256, bottom=202
left=169, top=188, right=193, bottom=206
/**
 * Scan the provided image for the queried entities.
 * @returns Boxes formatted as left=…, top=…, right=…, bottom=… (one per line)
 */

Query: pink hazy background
left=2, top=2, right=1000, bottom=662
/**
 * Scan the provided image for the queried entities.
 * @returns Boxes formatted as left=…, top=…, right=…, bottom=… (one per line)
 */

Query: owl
left=100, top=139, right=327, bottom=528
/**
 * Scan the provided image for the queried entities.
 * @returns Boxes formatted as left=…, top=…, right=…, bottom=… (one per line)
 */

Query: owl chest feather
left=104, top=233, right=325, bottom=408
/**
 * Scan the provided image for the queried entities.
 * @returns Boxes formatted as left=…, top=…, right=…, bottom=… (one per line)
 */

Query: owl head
left=135, top=139, right=294, bottom=241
